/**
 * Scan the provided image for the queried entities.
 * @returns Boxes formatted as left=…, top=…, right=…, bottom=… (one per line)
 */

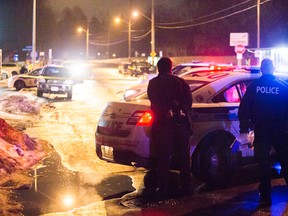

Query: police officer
left=238, top=58, right=288, bottom=207
left=147, top=57, right=192, bottom=197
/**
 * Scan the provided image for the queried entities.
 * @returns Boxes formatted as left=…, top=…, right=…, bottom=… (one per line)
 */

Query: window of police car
left=124, top=80, right=208, bottom=100
left=212, top=80, right=253, bottom=103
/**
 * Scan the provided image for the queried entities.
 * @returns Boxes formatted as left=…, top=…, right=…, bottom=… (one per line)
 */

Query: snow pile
left=0, top=93, right=45, bottom=114
left=0, top=118, right=47, bottom=177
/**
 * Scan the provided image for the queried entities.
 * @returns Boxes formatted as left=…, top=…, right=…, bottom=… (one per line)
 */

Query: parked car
left=1, top=63, right=22, bottom=80
left=95, top=67, right=288, bottom=185
left=118, top=62, right=131, bottom=75
left=129, top=61, right=156, bottom=77
left=37, top=65, right=74, bottom=99
left=7, top=67, right=43, bottom=91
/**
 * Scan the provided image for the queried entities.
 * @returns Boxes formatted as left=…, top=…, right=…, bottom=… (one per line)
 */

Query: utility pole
left=86, top=26, right=90, bottom=59
left=257, top=0, right=260, bottom=49
left=128, top=0, right=132, bottom=61
left=151, top=0, right=156, bottom=65
left=32, top=0, right=37, bottom=67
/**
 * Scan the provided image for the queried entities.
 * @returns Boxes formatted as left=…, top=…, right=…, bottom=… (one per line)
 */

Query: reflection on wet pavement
left=12, top=149, right=135, bottom=215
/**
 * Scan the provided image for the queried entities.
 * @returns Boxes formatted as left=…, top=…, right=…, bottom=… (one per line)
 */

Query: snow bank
left=0, top=93, right=48, bottom=185
left=0, top=118, right=47, bottom=177
left=0, top=93, right=45, bottom=114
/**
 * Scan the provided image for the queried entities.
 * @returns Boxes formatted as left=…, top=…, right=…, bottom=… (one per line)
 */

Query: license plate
left=51, top=86, right=59, bottom=91
left=101, top=146, right=114, bottom=160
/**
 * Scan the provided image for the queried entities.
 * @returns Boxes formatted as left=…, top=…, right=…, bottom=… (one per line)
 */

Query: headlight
left=64, top=80, right=74, bottom=85
left=37, top=78, right=46, bottom=83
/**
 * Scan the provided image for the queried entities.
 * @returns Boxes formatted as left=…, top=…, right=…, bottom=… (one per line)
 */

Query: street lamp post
left=151, top=0, right=156, bottom=65
left=115, top=12, right=138, bottom=61
left=134, top=1, right=156, bottom=65
left=77, top=27, right=89, bottom=59
left=32, top=0, right=37, bottom=67
left=128, top=17, right=132, bottom=60
left=257, top=0, right=260, bottom=49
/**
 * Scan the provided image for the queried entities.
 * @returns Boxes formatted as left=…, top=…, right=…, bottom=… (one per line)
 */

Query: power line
left=89, top=39, right=127, bottom=46
left=132, top=29, right=151, bottom=41
left=157, top=0, right=253, bottom=25
left=156, top=0, right=271, bottom=29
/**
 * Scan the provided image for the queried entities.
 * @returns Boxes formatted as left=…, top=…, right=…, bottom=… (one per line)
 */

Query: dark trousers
left=254, top=133, right=288, bottom=197
left=152, top=121, right=191, bottom=191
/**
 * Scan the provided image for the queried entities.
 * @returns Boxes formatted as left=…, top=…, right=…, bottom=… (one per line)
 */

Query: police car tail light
left=126, top=111, right=153, bottom=126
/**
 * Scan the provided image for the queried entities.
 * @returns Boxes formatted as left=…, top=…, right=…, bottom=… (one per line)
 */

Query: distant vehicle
left=118, top=62, right=131, bottom=75
left=37, top=65, right=74, bottom=99
left=129, top=61, right=156, bottom=77
left=8, top=67, right=43, bottom=91
left=1, top=63, right=22, bottom=80
left=95, top=67, right=288, bottom=185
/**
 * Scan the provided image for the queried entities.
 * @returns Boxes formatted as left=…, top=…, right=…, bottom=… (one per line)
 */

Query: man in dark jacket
left=238, top=58, right=288, bottom=207
left=147, top=57, right=192, bottom=197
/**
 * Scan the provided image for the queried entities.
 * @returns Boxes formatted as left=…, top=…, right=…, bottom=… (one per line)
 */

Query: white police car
left=95, top=68, right=288, bottom=185
left=7, top=67, right=43, bottom=91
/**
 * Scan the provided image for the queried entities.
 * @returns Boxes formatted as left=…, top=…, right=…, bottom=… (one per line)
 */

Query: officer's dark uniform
left=147, top=57, right=192, bottom=196
left=238, top=59, right=288, bottom=204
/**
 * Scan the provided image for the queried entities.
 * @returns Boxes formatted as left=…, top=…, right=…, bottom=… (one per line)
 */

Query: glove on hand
left=236, top=132, right=254, bottom=148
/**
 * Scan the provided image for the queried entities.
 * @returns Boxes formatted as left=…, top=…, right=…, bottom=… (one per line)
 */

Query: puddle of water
left=12, top=150, right=135, bottom=215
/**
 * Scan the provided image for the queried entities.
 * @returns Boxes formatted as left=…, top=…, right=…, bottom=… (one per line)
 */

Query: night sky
left=48, top=0, right=176, bottom=18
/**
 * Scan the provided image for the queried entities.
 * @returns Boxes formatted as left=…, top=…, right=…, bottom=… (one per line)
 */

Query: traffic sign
left=230, top=33, right=249, bottom=46
left=150, top=51, right=156, bottom=57
left=234, top=45, right=246, bottom=54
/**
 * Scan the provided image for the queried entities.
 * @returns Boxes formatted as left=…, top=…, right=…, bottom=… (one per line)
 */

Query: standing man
left=147, top=57, right=192, bottom=197
left=238, top=58, right=288, bottom=207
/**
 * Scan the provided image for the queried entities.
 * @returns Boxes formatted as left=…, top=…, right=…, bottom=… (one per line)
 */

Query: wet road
left=12, top=150, right=135, bottom=215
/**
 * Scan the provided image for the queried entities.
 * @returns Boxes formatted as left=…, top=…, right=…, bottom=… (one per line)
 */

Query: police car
left=95, top=67, right=288, bottom=185
left=7, top=67, right=42, bottom=91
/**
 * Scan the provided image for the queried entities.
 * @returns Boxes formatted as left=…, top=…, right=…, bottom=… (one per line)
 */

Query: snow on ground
left=0, top=92, right=49, bottom=184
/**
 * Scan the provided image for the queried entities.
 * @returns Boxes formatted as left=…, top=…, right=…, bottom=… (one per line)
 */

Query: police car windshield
left=124, top=80, right=207, bottom=100
left=172, top=65, right=210, bottom=76
left=42, top=67, right=71, bottom=77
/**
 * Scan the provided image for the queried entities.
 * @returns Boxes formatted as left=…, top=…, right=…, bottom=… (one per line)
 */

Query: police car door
left=212, top=80, right=254, bottom=136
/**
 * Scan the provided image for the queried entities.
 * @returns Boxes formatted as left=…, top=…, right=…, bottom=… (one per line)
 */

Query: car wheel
left=12, top=71, right=18, bottom=76
left=1, top=73, right=8, bottom=80
left=67, top=91, right=72, bottom=100
left=37, top=89, right=43, bottom=97
left=191, top=133, right=235, bottom=185
left=14, top=80, right=26, bottom=91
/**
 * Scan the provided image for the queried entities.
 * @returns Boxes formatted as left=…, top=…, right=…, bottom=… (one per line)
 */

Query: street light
left=77, top=27, right=90, bottom=59
left=115, top=11, right=138, bottom=61
left=257, top=0, right=260, bottom=49
left=32, top=0, right=36, bottom=67
left=131, top=1, right=156, bottom=65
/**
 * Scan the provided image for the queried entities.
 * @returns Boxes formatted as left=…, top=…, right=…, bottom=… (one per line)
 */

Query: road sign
left=230, top=33, right=249, bottom=46
left=234, top=45, right=246, bottom=54
left=150, top=51, right=156, bottom=57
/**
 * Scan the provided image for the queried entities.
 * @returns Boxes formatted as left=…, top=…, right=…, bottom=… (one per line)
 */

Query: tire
left=67, top=91, right=72, bottom=100
left=14, top=80, right=26, bottom=91
left=37, top=89, right=43, bottom=97
left=191, top=133, right=235, bottom=185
